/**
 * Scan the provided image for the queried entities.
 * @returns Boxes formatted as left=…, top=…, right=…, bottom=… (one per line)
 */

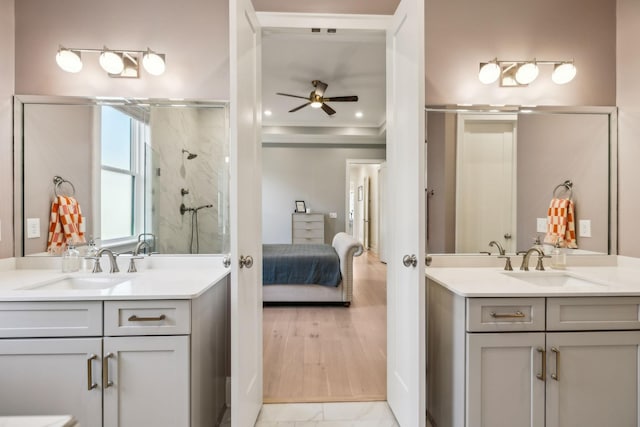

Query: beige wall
left=0, top=0, right=15, bottom=258
left=14, top=0, right=229, bottom=99
left=617, top=0, right=640, bottom=257
left=425, top=0, right=616, bottom=106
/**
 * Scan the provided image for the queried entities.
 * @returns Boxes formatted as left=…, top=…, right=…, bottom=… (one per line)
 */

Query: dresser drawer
left=467, top=298, right=545, bottom=332
left=293, top=228, right=324, bottom=239
left=547, top=297, right=640, bottom=331
left=104, top=300, right=190, bottom=336
left=293, top=237, right=324, bottom=244
left=0, top=301, right=103, bottom=338
left=293, top=220, right=324, bottom=230
left=292, top=213, right=324, bottom=223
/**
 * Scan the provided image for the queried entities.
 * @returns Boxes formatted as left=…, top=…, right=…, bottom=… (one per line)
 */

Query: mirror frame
left=13, top=95, right=230, bottom=257
left=424, top=104, right=618, bottom=255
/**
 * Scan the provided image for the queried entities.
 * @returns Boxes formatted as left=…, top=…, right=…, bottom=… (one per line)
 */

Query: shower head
left=182, top=149, right=198, bottom=160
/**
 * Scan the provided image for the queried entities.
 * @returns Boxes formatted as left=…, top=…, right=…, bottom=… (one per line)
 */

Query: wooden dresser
left=292, top=213, right=324, bottom=244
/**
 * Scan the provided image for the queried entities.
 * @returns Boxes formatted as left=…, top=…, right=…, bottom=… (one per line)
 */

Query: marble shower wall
left=149, top=106, right=229, bottom=254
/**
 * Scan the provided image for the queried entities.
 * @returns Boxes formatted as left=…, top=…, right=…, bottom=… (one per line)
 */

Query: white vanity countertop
left=0, top=256, right=230, bottom=301
left=426, top=256, right=640, bottom=297
left=0, top=416, right=76, bottom=427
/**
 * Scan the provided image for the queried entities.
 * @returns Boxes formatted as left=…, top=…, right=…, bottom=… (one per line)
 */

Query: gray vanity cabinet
left=427, top=280, right=640, bottom=427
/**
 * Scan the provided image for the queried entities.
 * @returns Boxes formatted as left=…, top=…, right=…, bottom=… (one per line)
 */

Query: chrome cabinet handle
left=536, top=347, right=546, bottom=382
left=87, top=354, right=98, bottom=390
left=551, top=347, right=560, bottom=380
left=103, top=352, right=114, bottom=388
left=239, top=255, right=254, bottom=269
left=128, top=314, right=166, bottom=322
left=490, top=310, right=525, bottom=318
left=403, top=254, right=417, bottom=268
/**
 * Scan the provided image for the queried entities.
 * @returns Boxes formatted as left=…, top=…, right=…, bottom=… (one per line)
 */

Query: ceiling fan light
left=478, top=61, right=500, bottom=84
left=515, top=62, right=539, bottom=85
left=310, top=101, right=323, bottom=108
left=552, top=62, right=577, bottom=84
left=142, top=49, right=166, bottom=76
left=56, top=48, right=83, bottom=73
left=99, top=49, right=125, bottom=74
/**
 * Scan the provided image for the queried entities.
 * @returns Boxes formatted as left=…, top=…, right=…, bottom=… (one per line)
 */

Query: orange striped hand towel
left=47, top=195, right=86, bottom=254
left=543, top=197, right=577, bottom=249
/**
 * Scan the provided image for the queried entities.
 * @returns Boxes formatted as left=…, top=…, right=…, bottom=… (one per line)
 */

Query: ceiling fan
left=276, top=80, right=358, bottom=116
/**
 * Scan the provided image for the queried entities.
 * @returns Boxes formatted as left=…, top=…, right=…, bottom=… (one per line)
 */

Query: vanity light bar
left=479, top=59, right=576, bottom=87
left=56, top=46, right=166, bottom=78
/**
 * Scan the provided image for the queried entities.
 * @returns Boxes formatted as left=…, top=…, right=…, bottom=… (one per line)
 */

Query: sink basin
left=25, top=276, right=129, bottom=291
left=502, top=271, right=606, bottom=288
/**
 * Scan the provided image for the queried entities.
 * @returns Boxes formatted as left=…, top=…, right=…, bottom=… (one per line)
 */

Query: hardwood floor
left=263, top=251, right=387, bottom=403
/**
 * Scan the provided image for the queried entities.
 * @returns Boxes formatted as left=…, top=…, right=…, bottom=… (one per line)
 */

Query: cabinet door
left=103, top=335, right=189, bottom=427
left=0, top=338, right=102, bottom=426
left=467, top=333, right=545, bottom=427
left=546, top=331, right=640, bottom=427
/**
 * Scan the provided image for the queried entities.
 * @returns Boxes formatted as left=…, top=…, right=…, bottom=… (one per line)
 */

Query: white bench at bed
left=262, top=232, right=363, bottom=306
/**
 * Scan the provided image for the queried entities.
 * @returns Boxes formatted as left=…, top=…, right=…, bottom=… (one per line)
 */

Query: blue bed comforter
left=262, top=244, right=342, bottom=287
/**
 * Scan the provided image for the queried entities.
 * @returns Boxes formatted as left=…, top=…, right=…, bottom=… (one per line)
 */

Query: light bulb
left=552, top=62, right=577, bottom=84
left=56, top=48, right=83, bottom=73
left=99, top=50, right=125, bottom=74
left=478, top=61, right=501, bottom=84
left=310, top=101, right=323, bottom=108
left=142, top=50, right=166, bottom=76
left=515, top=62, right=539, bottom=85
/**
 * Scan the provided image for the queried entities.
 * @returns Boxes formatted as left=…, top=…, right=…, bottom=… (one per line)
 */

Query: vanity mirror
left=14, top=96, right=230, bottom=256
left=425, top=105, right=617, bottom=255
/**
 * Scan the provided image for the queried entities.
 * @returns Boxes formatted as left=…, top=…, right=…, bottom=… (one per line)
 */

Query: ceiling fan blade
left=323, top=95, right=359, bottom=102
left=321, top=103, right=336, bottom=116
left=312, top=80, right=328, bottom=97
left=276, top=92, right=310, bottom=100
left=289, top=102, right=310, bottom=113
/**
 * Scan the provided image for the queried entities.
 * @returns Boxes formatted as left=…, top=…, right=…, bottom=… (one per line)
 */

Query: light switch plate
left=329, top=212, right=337, bottom=219
left=536, top=218, right=547, bottom=233
left=27, top=218, right=41, bottom=239
left=579, top=220, right=592, bottom=237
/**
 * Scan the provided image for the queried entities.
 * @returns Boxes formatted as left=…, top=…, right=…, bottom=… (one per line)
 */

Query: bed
left=262, top=232, right=363, bottom=306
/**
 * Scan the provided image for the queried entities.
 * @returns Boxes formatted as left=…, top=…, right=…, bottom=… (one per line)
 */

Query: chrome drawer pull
left=536, top=347, right=546, bottom=382
left=490, top=310, right=525, bottom=319
left=87, top=354, right=98, bottom=390
left=128, top=314, right=166, bottom=322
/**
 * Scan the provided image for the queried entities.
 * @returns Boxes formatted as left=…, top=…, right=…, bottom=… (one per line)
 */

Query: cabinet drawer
left=547, top=297, right=640, bottom=331
left=104, top=300, right=190, bottom=336
left=0, top=301, right=102, bottom=338
left=293, top=237, right=324, bottom=244
left=293, top=228, right=324, bottom=239
left=467, top=298, right=545, bottom=332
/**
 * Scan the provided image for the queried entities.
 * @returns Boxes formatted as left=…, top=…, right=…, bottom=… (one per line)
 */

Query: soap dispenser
left=551, top=239, right=567, bottom=270
left=82, top=238, right=98, bottom=272
left=62, top=241, right=80, bottom=273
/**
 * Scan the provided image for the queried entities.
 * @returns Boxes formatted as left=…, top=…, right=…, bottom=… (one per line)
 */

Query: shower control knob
left=239, top=255, right=254, bottom=269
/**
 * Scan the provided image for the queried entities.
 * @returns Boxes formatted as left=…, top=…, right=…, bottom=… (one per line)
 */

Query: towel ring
left=552, top=180, right=573, bottom=200
left=53, top=176, right=76, bottom=197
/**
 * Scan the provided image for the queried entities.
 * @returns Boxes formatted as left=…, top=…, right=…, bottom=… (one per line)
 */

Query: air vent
left=311, top=28, right=321, bottom=33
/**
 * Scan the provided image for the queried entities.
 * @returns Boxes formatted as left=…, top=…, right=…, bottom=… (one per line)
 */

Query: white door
left=546, top=331, right=640, bottom=427
left=103, top=336, right=190, bottom=427
left=363, top=176, right=370, bottom=249
left=379, top=163, right=387, bottom=263
left=0, top=338, right=103, bottom=426
left=230, top=0, right=263, bottom=425
left=456, top=115, right=517, bottom=253
left=467, top=333, right=546, bottom=427
left=386, top=0, right=425, bottom=425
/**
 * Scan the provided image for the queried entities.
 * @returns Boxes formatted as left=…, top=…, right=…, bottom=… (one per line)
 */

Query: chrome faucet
left=127, top=241, right=150, bottom=273
left=488, top=240, right=506, bottom=256
left=520, top=247, right=549, bottom=271
left=92, top=248, right=120, bottom=273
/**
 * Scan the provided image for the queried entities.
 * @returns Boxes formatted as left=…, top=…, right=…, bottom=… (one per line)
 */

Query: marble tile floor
left=220, top=402, right=436, bottom=426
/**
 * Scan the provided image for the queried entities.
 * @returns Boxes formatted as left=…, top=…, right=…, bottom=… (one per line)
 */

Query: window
left=100, top=106, right=146, bottom=241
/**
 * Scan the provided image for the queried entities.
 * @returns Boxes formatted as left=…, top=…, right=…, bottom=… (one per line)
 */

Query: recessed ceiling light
left=355, top=111, right=363, bottom=118
left=264, top=110, right=272, bottom=116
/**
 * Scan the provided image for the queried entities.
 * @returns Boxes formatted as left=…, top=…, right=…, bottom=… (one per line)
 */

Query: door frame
left=345, top=158, right=385, bottom=245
